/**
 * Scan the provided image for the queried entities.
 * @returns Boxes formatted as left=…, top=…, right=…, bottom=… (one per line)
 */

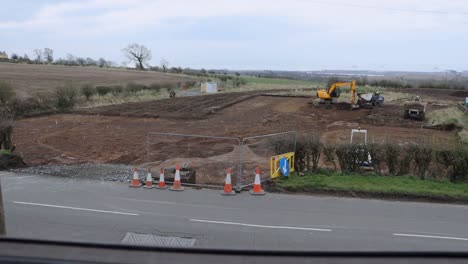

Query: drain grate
left=121, top=232, right=196, bottom=247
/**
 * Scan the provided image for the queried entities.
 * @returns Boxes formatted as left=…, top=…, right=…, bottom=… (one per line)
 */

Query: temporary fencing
left=145, top=131, right=296, bottom=191
left=141, top=126, right=464, bottom=193
left=238, top=131, right=297, bottom=190
left=146, top=132, right=241, bottom=189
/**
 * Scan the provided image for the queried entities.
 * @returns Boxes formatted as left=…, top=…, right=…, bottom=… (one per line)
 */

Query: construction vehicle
left=316, top=80, right=359, bottom=109
left=169, top=89, right=176, bottom=98
left=403, top=96, right=426, bottom=120
left=357, top=90, right=385, bottom=108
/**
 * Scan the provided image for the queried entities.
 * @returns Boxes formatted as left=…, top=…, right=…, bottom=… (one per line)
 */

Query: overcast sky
left=1, top=0, right=467, bottom=71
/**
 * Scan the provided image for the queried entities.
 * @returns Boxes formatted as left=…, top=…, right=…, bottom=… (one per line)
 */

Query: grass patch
left=218, top=76, right=316, bottom=93
left=458, top=130, right=468, bottom=144
left=81, top=89, right=172, bottom=108
left=242, top=76, right=311, bottom=86
left=427, top=107, right=468, bottom=128
left=0, top=149, right=13, bottom=156
left=275, top=171, right=468, bottom=200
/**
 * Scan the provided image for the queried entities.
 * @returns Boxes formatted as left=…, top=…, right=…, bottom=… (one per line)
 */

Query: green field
left=275, top=171, right=468, bottom=201
left=242, top=76, right=312, bottom=86
left=427, top=107, right=468, bottom=144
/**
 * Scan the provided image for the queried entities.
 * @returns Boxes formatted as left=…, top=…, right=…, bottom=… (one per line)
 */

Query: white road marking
left=394, top=233, right=468, bottom=241
left=189, top=219, right=332, bottom=232
left=13, top=201, right=139, bottom=216
left=2, top=175, right=35, bottom=180
left=116, top=197, right=240, bottom=210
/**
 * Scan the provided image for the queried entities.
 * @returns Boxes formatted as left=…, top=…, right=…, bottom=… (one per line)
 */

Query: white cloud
left=2, top=0, right=467, bottom=71
left=1, top=0, right=467, bottom=36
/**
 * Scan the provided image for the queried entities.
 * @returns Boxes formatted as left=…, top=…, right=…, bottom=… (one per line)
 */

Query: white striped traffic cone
left=220, top=168, right=235, bottom=196
left=169, top=164, right=185, bottom=191
left=143, top=167, right=154, bottom=189
left=156, top=168, right=168, bottom=189
left=249, top=167, right=265, bottom=195
left=129, top=167, right=142, bottom=188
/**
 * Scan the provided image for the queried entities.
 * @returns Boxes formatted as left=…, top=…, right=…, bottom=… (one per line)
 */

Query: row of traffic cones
left=130, top=165, right=265, bottom=195
left=129, top=165, right=184, bottom=191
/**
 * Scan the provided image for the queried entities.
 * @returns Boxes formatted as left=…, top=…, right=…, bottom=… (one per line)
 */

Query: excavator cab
left=317, top=80, right=358, bottom=109
left=330, top=87, right=341, bottom=98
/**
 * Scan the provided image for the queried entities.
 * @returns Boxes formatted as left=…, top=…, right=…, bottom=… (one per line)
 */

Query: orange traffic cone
left=129, top=167, right=142, bottom=188
left=156, top=168, right=168, bottom=189
left=143, top=167, right=154, bottom=189
left=169, top=164, right=185, bottom=191
left=249, top=167, right=265, bottom=195
left=220, top=168, right=235, bottom=196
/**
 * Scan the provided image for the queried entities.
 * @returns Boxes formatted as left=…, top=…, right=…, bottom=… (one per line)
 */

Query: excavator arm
left=317, top=80, right=358, bottom=108
left=350, top=80, right=356, bottom=105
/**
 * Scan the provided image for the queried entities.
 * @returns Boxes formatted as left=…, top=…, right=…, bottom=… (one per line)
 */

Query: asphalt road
left=1, top=171, right=468, bottom=251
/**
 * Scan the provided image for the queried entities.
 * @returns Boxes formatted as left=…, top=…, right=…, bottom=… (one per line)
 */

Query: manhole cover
left=121, top=232, right=196, bottom=247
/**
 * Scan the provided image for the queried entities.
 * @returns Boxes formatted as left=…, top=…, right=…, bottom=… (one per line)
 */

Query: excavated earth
left=13, top=89, right=460, bottom=184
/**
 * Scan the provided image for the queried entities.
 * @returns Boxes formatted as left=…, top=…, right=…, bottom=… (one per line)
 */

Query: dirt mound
left=424, top=123, right=461, bottom=131
left=0, top=153, right=26, bottom=170
left=76, top=92, right=258, bottom=119
left=335, top=102, right=352, bottom=110
left=363, top=104, right=423, bottom=127
left=451, top=90, right=468, bottom=97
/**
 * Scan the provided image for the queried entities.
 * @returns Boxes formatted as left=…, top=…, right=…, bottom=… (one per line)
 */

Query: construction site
left=11, top=82, right=467, bottom=188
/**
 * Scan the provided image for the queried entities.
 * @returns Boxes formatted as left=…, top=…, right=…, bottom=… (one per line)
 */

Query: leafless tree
left=33, top=49, right=43, bottom=63
left=122, top=44, right=152, bottom=70
left=76, top=57, right=86, bottom=66
left=98, top=58, right=108, bottom=68
left=43, top=48, right=54, bottom=63
left=66, top=54, right=76, bottom=65
left=86, top=57, right=96, bottom=66
left=160, top=58, right=169, bottom=72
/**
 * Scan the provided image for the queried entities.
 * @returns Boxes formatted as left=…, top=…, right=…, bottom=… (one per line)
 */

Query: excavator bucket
left=351, top=104, right=360, bottom=110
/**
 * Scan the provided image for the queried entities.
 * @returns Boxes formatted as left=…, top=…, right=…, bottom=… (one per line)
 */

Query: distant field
left=242, top=76, right=311, bottom=86
left=0, top=63, right=194, bottom=98
left=219, top=76, right=315, bottom=93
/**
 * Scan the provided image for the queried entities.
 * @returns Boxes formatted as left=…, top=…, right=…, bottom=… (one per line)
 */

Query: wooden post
left=0, top=180, right=5, bottom=235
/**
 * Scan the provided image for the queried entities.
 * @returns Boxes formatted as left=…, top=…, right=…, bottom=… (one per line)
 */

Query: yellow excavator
left=316, top=80, right=359, bottom=109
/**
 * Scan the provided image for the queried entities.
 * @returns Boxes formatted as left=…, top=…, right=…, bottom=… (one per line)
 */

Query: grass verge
left=427, top=107, right=468, bottom=128
left=426, top=107, right=468, bottom=144
left=274, top=171, right=468, bottom=203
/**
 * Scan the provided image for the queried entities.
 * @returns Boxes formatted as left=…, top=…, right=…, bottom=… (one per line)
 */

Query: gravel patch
left=16, top=163, right=149, bottom=183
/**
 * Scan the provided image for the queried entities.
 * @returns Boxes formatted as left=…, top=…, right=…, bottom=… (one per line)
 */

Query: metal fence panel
left=239, top=131, right=296, bottom=189
left=146, top=132, right=241, bottom=188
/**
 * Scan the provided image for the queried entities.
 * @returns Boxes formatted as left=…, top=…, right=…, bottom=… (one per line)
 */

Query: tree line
left=1, top=43, right=247, bottom=81
left=0, top=47, right=114, bottom=68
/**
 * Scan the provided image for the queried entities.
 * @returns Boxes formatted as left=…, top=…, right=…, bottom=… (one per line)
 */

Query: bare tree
left=98, top=58, right=108, bottom=68
left=76, top=57, right=86, bottom=66
left=86, top=57, right=96, bottom=66
left=43, top=48, right=53, bottom=63
left=66, top=54, right=76, bottom=65
left=33, top=49, right=43, bottom=63
left=160, top=58, right=169, bottom=72
left=122, top=43, right=152, bottom=70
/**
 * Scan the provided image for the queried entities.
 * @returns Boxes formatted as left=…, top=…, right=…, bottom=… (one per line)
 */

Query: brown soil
left=0, top=63, right=193, bottom=98
left=76, top=92, right=259, bottom=120
left=451, top=90, right=468, bottom=98
left=0, top=154, right=26, bottom=170
left=13, top=90, right=461, bottom=184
